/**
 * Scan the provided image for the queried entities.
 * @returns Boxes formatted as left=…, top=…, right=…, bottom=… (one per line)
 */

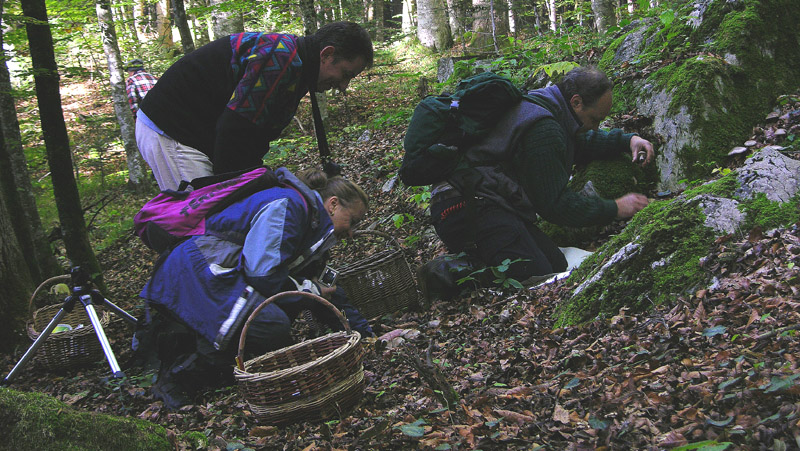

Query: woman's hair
left=298, top=169, right=369, bottom=210
left=556, top=66, right=613, bottom=107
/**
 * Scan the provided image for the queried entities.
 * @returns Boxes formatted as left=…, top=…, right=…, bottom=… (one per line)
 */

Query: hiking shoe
left=418, top=254, right=478, bottom=304
left=151, top=373, right=193, bottom=410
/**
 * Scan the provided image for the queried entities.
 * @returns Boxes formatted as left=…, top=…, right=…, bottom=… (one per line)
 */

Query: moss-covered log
left=0, top=388, right=172, bottom=451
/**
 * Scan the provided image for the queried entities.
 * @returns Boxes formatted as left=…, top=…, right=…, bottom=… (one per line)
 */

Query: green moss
left=0, top=388, right=171, bottom=451
left=683, top=172, right=739, bottom=199
left=599, top=0, right=800, bottom=184
left=180, top=430, right=209, bottom=449
left=555, top=197, right=716, bottom=327
left=598, top=33, right=627, bottom=70
left=741, top=193, right=800, bottom=231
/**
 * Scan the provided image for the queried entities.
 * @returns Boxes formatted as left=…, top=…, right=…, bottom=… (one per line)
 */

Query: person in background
left=124, top=59, right=158, bottom=118
left=136, top=21, right=374, bottom=190
left=139, top=167, right=373, bottom=409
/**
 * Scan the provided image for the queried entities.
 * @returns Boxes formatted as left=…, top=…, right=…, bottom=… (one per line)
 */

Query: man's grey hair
left=556, top=66, right=613, bottom=107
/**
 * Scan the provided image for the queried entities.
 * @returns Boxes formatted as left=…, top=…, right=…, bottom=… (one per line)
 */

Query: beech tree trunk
left=210, top=0, right=243, bottom=40
left=402, top=0, right=415, bottom=34
left=21, top=0, right=105, bottom=290
left=189, top=0, right=211, bottom=46
left=591, top=0, right=616, bottom=32
left=417, top=0, right=452, bottom=51
left=299, top=0, right=317, bottom=35
left=0, top=183, right=34, bottom=351
left=156, top=0, right=174, bottom=48
left=471, top=0, right=509, bottom=52
left=546, top=0, right=557, bottom=32
left=172, top=0, right=195, bottom=54
left=373, top=0, right=384, bottom=42
left=96, top=0, right=149, bottom=191
left=0, top=8, right=60, bottom=283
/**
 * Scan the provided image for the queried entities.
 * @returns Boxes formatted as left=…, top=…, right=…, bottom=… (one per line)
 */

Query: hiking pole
left=309, top=91, right=342, bottom=177
left=2, top=267, right=138, bottom=385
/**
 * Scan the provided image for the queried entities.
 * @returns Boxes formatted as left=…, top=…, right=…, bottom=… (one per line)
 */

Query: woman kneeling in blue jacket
left=139, top=167, right=373, bottom=409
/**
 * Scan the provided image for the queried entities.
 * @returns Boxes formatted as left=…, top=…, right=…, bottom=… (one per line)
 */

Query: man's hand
left=630, top=136, right=654, bottom=167
left=615, top=193, right=650, bottom=219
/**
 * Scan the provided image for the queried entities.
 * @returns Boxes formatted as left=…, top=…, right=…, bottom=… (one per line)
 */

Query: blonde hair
left=298, top=169, right=369, bottom=210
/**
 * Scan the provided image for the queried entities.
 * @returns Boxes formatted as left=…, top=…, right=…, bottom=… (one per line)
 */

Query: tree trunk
left=121, top=0, right=139, bottom=40
left=96, top=0, right=149, bottom=192
left=210, top=0, right=243, bottom=40
left=386, top=0, right=403, bottom=30
left=134, top=0, right=153, bottom=36
left=591, top=0, right=616, bottom=33
left=446, top=0, right=468, bottom=47
left=20, top=0, right=105, bottom=290
left=299, top=0, right=317, bottom=35
left=417, top=0, right=452, bottom=51
left=373, top=0, right=384, bottom=42
left=156, top=0, right=175, bottom=49
left=189, top=0, right=210, bottom=46
left=471, top=0, right=508, bottom=53
left=546, top=0, right=557, bottom=32
left=172, top=0, right=195, bottom=54
left=401, top=0, right=415, bottom=34
left=0, top=182, right=34, bottom=352
left=0, top=8, right=61, bottom=283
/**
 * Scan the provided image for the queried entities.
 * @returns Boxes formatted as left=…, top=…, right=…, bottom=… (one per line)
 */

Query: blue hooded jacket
left=140, top=168, right=370, bottom=350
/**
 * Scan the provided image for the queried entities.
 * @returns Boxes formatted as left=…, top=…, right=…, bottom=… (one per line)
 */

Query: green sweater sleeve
left=511, top=119, right=624, bottom=228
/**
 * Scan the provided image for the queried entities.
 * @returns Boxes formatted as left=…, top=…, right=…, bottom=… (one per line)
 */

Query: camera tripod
left=1, top=266, right=139, bottom=385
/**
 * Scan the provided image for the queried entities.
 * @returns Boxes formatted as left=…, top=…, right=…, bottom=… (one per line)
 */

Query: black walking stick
left=310, top=91, right=342, bottom=177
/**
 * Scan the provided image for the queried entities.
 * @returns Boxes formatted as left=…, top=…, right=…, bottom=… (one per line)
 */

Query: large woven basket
left=336, top=230, right=420, bottom=320
left=26, top=275, right=110, bottom=370
left=234, top=291, right=365, bottom=425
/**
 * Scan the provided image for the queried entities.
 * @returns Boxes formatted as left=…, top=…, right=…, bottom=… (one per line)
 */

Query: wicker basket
left=26, top=275, right=110, bottom=370
left=335, top=230, right=420, bottom=320
left=234, top=291, right=365, bottom=425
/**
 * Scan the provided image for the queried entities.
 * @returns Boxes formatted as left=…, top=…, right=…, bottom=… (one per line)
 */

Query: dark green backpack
left=399, top=72, right=524, bottom=186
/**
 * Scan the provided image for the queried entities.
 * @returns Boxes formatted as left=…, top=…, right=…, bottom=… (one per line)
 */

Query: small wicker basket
left=234, top=291, right=365, bottom=425
left=26, top=275, right=110, bottom=370
left=335, top=230, right=420, bottom=320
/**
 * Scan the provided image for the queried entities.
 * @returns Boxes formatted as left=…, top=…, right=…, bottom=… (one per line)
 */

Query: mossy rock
left=599, top=0, right=800, bottom=191
left=555, top=148, right=800, bottom=326
left=0, top=388, right=172, bottom=451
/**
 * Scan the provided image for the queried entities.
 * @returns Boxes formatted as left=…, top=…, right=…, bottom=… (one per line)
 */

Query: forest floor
left=3, top=73, right=800, bottom=450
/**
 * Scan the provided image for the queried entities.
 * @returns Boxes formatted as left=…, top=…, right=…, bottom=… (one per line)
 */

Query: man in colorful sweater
left=136, top=22, right=373, bottom=190
left=124, top=59, right=158, bottom=117
left=424, top=67, right=654, bottom=296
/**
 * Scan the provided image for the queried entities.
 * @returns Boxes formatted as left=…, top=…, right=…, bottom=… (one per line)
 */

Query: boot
left=418, top=253, right=481, bottom=305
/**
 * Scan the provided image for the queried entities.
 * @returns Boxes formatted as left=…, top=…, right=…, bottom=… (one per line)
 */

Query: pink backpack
left=134, top=167, right=280, bottom=253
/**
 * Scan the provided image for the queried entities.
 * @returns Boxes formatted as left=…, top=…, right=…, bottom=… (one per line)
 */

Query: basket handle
left=28, top=274, right=71, bottom=317
left=236, top=290, right=351, bottom=370
left=353, top=229, right=402, bottom=250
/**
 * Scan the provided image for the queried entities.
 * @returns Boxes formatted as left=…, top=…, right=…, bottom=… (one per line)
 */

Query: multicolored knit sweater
left=140, top=33, right=318, bottom=173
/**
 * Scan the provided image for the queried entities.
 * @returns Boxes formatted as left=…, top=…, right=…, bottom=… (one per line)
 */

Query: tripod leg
left=84, top=304, right=125, bottom=379
left=97, top=297, right=138, bottom=327
left=2, top=308, right=68, bottom=385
